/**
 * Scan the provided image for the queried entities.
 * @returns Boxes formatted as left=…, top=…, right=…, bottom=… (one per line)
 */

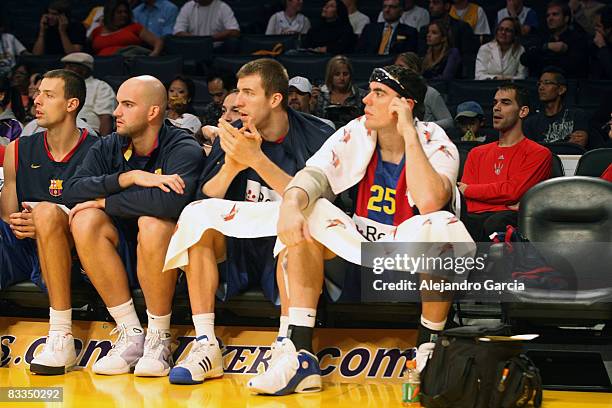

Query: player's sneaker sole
left=30, top=361, right=76, bottom=376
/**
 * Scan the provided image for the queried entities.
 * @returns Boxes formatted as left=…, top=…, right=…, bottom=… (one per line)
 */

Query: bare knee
left=137, top=216, right=175, bottom=254
left=32, top=202, right=68, bottom=235
left=71, top=208, right=116, bottom=245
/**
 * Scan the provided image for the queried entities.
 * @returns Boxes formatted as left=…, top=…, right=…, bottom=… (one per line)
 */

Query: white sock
left=146, top=310, right=172, bottom=336
left=278, top=315, right=289, bottom=338
left=192, top=313, right=216, bottom=343
left=420, top=315, right=446, bottom=332
left=49, top=307, right=72, bottom=334
left=288, top=307, right=316, bottom=328
left=107, top=299, right=143, bottom=336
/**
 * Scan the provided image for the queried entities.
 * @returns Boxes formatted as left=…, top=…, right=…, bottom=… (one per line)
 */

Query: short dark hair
left=497, top=83, right=530, bottom=109
left=49, top=0, right=71, bottom=18
left=547, top=0, right=571, bottom=18
left=43, top=69, right=87, bottom=115
left=103, top=0, right=132, bottom=30
left=541, top=65, right=567, bottom=85
left=237, top=58, right=288, bottom=110
left=206, top=70, right=236, bottom=91
left=384, top=64, right=427, bottom=120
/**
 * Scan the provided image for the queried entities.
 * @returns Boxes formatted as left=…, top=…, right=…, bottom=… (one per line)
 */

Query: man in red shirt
left=459, top=84, right=552, bottom=241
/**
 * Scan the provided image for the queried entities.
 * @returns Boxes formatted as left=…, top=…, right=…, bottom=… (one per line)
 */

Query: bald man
left=62, top=76, right=204, bottom=377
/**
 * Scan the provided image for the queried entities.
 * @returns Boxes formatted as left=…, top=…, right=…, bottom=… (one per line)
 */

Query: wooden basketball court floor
left=2, top=367, right=612, bottom=408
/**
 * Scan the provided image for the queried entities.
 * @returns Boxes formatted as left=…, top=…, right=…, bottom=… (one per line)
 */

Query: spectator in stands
left=590, top=5, right=612, bottom=79
left=196, top=89, right=240, bottom=151
left=377, top=0, right=430, bottom=31
left=64, top=76, right=204, bottom=378
left=342, top=0, right=370, bottom=35
left=200, top=72, right=234, bottom=126
left=91, top=0, right=163, bottom=57
left=164, top=59, right=333, bottom=386
left=133, top=0, right=179, bottom=37
left=357, top=0, right=418, bottom=55
left=449, top=101, right=488, bottom=142
left=422, top=20, right=461, bottom=80
left=288, top=76, right=336, bottom=129
left=0, top=20, right=27, bottom=78
left=459, top=84, right=552, bottom=242
left=0, top=71, right=97, bottom=375
left=23, top=73, right=43, bottom=124
left=0, top=76, right=23, bottom=145
left=395, top=51, right=453, bottom=130
left=173, top=0, right=240, bottom=46
left=61, top=52, right=115, bottom=136
left=450, top=0, right=490, bottom=36
left=497, top=0, right=539, bottom=36
left=166, top=75, right=202, bottom=134
left=521, top=1, right=588, bottom=78
left=257, top=66, right=464, bottom=395
left=32, top=0, right=86, bottom=56
left=423, top=0, right=476, bottom=58
left=475, top=17, right=527, bottom=80
left=303, top=0, right=356, bottom=55
left=523, top=67, right=589, bottom=147
left=83, top=5, right=104, bottom=38
left=313, top=55, right=367, bottom=124
left=266, top=0, right=311, bottom=35
left=569, top=0, right=604, bottom=35
left=10, top=64, right=31, bottom=113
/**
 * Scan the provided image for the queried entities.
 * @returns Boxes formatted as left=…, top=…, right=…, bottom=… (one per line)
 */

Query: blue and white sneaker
left=247, top=338, right=322, bottom=395
left=169, top=336, right=223, bottom=385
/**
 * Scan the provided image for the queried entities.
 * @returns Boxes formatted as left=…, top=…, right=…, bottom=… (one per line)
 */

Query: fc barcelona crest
left=49, top=179, right=63, bottom=197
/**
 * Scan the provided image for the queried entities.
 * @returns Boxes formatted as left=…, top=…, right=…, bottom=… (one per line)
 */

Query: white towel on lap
left=273, top=199, right=476, bottom=267
left=163, top=199, right=280, bottom=271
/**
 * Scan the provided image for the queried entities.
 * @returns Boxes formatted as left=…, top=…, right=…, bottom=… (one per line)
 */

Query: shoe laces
left=45, top=332, right=66, bottom=352
left=107, top=324, right=129, bottom=356
left=268, top=339, right=298, bottom=373
left=142, top=330, right=168, bottom=359
left=183, top=339, right=217, bottom=365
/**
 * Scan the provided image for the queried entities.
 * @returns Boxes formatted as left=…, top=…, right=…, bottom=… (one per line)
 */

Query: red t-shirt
left=601, top=163, right=612, bottom=182
left=91, top=23, right=144, bottom=56
left=461, top=137, right=552, bottom=213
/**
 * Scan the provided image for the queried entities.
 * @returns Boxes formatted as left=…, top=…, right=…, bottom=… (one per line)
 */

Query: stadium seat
left=277, top=54, right=331, bottom=83
left=503, top=177, right=612, bottom=327
left=163, top=35, right=213, bottom=74
left=103, top=75, right=130, bottom=93
left=17, top=55, right=62, bottom=73
left=93, top=55, right=125, bottom=79
left=447, top=80, right=502, bottom=105
left=574, top=148, right=612, bottom=177
left=577, top=80, right=612, bottom=108
left=542, top=142, right=586, bottom=156
left=347, top=55, right=396, bottom=82
left=191, top=77, right=212, bottom=104
left=211, top=55, right=262, bottom=74
left=239, top=34, right=298, bottom=55
left=551, top=153, right=565, bottom=178
left=128, top=56, right=184, bottom=84
left=428, top=79, right=448, bottom=99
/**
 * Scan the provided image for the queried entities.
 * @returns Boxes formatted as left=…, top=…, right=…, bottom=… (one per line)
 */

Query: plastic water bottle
left=402, top=360, right=422, bottom=407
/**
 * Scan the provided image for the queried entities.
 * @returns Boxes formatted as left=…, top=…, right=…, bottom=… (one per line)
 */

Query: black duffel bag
left=420, top=325, right=542, bottom=408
